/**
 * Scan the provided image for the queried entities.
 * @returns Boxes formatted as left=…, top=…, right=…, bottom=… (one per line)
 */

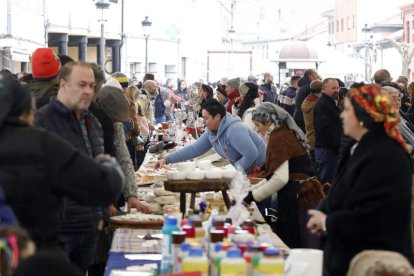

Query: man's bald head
left=144, top=80, right=157, bottom=95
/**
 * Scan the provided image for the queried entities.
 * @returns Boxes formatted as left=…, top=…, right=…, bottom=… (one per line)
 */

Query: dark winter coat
left=313, top=93, right=342, bottom=154
left=0, top=118, right=122, bottom=248
left=28, top=80, right=59, bottom=108
left=319, top=126, right=412, bottom=275
left=260, top=83, right=278, bottom=103
left=35, top=98, right=105, bottom=233
left=293, top=77, right=312, bottom=131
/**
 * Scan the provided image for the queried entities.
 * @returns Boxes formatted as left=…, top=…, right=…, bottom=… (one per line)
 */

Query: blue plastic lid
left=189, top=247, right=203, bottom=257
left=181, top=242, right=191, bottom=251
left=226, top=247, right=242, bottom=258
left=264, top=248, right=280, bottom=256
left=165, top=216, right=178, bottom=225
left=214, top=243, right=223, bottom=252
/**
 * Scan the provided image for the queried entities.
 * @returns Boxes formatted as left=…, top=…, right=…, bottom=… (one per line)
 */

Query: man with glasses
left=382, top=84, right=414, bottom=149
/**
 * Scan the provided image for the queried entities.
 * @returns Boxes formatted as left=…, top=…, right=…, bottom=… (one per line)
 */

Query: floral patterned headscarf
left=350, top=83, right=410, bottom=153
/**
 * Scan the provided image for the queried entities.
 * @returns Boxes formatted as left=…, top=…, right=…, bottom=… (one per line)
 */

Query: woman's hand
left=307, top=209, right=327, bottom=237
left=154, top=158, right=166, bottom=169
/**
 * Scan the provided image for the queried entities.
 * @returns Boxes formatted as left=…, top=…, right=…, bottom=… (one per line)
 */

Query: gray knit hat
left=227, top=77, right=240, bottom=90
left=99, top=79, right=130, bottom=123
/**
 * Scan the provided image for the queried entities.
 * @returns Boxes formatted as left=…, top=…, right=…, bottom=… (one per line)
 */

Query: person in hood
left=301, top=80, right=323, bottom=155
left=293, top=69, right=319, bottom=132
left=155, top=99, right=266, bottom=174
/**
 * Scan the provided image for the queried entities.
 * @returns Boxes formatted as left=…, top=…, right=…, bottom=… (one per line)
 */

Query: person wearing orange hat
left=28, top=48, right=62, bottom=108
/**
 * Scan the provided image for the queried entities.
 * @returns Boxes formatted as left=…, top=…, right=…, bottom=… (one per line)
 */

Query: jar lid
left=264, top=248, right=280, bottom=256
left=210, top=230, right=224, bottom=243
left=191, top=219, right=202, bottom=228
left=227, top=247, right=242, bottom=258
left=189, top=247, right=203, bottom=257
left=165, top=216, right=178, bottom=225
left=241, top=219, right=255, bottom=227
left=172, top=231, right=186, bottom=244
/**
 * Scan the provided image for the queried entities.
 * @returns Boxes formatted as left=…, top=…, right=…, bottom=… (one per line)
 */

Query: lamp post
left=141, top=16, right=152, bottom=74
left=95, top=0, right=110, bottom=70
left=361, top=24, right=371, bottom=83
left=228, top=27, right=236, bottom=76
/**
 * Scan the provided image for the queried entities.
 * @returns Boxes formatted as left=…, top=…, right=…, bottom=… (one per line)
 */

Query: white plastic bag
left=226, top=169, right=251, bottom=226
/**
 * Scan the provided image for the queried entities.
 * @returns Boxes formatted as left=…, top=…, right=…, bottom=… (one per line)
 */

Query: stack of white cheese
left=166, top=160, right=237, bottom=180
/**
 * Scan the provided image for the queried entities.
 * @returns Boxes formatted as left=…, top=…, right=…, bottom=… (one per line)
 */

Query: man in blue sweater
left=156, top=99, right=266, bottom=174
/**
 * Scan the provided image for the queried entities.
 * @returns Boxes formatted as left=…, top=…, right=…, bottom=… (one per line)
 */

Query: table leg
left=222, top=190, right=231, bottom=210
left=180, top=192, right=186, bottom=218
left=190, top=193, right=196, bottom=210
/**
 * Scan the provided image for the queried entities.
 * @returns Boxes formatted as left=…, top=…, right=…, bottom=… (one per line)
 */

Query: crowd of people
left=0, top=47, right=414, bottom=276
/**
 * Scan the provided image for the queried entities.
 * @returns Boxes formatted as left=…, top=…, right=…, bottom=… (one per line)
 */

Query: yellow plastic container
left=220, top=247, right=247, bottom=276
left=257, top=248, right=284, bottom=275
left=182, top=247, right=208, bottom=276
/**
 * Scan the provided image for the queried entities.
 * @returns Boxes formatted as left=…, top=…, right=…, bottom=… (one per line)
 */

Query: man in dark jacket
left=35, top=62, right=106, bottom=273
left=293, top=69, right=319, bottom=132
left=260, top=72, right=278, bottom=103
left=313, top=78, right=342, bottom=184
left=277, top=75, right=300, bottom=116
left=0, top=76, right=123, bottom=253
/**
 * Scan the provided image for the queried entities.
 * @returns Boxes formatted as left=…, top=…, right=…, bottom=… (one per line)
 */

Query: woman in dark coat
left=307, top=83, right=412, bottom=276
left=0, top=76, right=123, bottom=250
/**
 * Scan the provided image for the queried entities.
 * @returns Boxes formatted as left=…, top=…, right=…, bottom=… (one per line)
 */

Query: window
left=336, top=20, right=339, bottom=32
left=407, top=21, right=410, bottom=43
left=347, top=17, right=350, bottom=30
left=130, top=62, right=142, bottom=76
left=341, top=18, right=344, bottom=32
left=149, top=63, right=157, bottom=73
left=165, top=65, right=177, bottom=79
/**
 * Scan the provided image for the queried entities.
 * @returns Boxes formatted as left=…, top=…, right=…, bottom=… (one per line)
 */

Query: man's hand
left=307, top=209, right=327, bottom=237
left=109, top=204, right=118, bottom=217
left=127, top=197, right=150, bottom=214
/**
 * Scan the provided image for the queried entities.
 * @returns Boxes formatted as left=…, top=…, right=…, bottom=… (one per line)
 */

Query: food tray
left=110, top=216, right=164, bottom=230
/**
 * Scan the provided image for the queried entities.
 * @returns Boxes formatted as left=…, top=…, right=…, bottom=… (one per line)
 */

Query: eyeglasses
left=390, top=93, right=403, bottom=101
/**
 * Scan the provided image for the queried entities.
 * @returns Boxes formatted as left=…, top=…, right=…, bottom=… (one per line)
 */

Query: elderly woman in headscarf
left=307, top=84, right=412, bottom=276
left=243, top=102, right=324, bottom=248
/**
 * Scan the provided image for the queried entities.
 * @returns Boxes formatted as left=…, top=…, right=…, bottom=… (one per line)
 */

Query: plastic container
left=208, top=229, right=224, bottom=260
left=220, top=247, right=247, bottom=276
left=241, top=219, right=256, bottom=235
left=244, top=245, right=259, bottom=276
left=182, top=247, right=208, bottom=276
left=257, top=248, right=285, bottom=276
left=192, top=218, right=206, bottom=244
left=177, top=242, right=191, bottom=272
left=171, top=231, right=186, bottom=273
left=162, top=216, right=180, bottom=257
left=212, top=243, right=227, bottom=276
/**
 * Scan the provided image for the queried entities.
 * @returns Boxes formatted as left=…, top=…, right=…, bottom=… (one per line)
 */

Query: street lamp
left=95, top=0, right=110, bottom=70
left=361, top=23, right=371, bottom=83
left=228, top=28, right=236, bottom=76
left=141, top=16, right=152, bottom=74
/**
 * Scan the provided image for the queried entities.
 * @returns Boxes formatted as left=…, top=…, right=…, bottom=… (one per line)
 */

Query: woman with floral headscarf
left=307, top=83, right=412, bottom=276
left=243, top=102, right=324, bottom=248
